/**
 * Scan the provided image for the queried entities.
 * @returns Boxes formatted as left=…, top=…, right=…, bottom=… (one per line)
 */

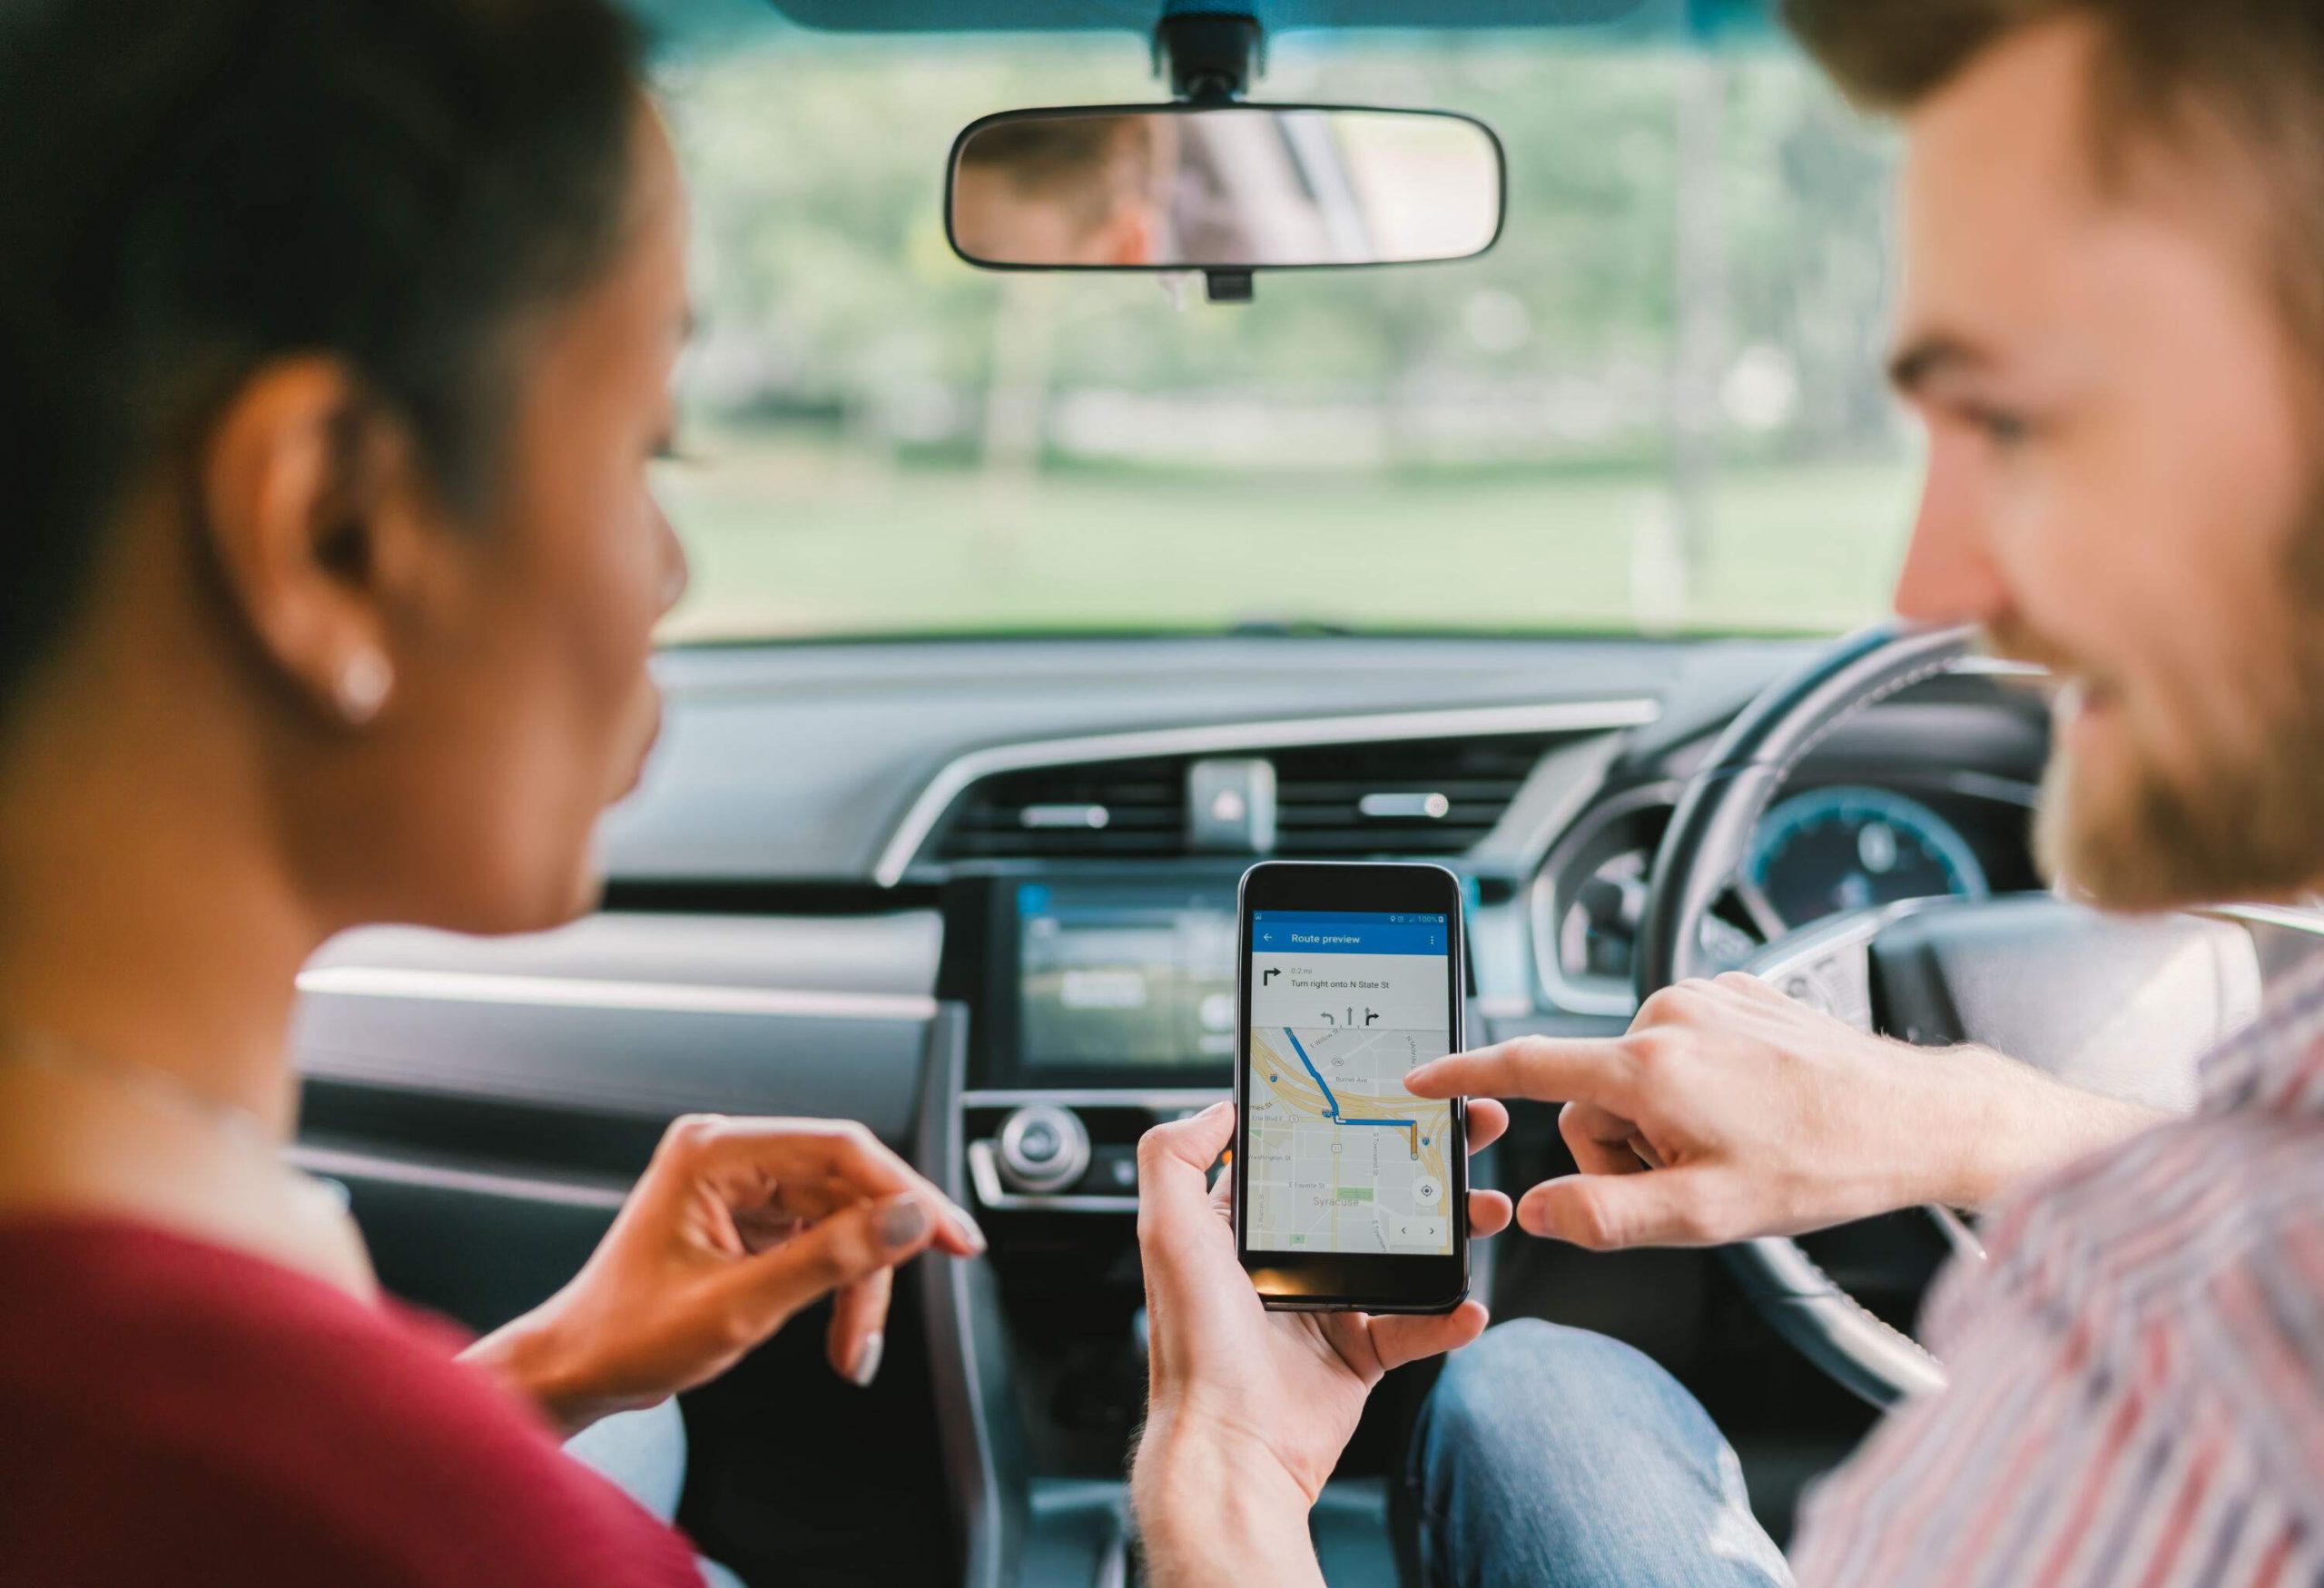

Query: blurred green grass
left=656, top=445, right=1918, bottom=641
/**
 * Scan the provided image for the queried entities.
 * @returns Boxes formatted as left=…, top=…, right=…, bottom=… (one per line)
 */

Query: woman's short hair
left=0, top=0, right=643, bottom=718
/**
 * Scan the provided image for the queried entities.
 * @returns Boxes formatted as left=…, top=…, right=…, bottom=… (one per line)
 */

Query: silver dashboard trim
left=1528, top=779, right=1682, bottom=1018
left=1945, top=655, right=2048, bottom=679
left=960, top=1088, right=1227, bottom=1111
left=296, top=965, right=940, bottom=1023
left=966, top=1139, right=1139, bottom=1214
left=2202, top=902, right=2324, bottom=938
left=872, top=697, right=1662, bottom=887
left=288, top=1143, right=631, bottom=1211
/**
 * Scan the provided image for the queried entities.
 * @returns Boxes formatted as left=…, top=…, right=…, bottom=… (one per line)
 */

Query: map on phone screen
left=1246, top=911, right=1453, bottom=1255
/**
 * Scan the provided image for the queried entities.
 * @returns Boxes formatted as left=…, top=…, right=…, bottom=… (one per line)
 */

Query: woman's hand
left=1130, top=1100, right=1511, bottom=1587
left=463, top=1113, right=984, bottom=1436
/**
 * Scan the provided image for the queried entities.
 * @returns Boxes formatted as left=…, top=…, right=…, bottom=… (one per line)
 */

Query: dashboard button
left=996, top=1104, right=1091, bottom=1194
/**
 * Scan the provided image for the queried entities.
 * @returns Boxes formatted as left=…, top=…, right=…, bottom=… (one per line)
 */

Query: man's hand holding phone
left=1130, top=1100, right=1511, bottom=1587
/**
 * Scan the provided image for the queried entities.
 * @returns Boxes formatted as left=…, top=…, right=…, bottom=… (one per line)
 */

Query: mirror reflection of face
left=952, top=116, right=1164, bottom=268
left=1887, top=17, right=2324, bottom=909
left=948, top=108, right=1500, bottom=271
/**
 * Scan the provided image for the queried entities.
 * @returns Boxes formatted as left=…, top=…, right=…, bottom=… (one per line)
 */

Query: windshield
left=653, top=26, right=1914, bottom=641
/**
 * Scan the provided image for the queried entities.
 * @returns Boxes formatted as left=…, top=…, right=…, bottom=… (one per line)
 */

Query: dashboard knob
left=996, top=1104, right=1091, bottom=1194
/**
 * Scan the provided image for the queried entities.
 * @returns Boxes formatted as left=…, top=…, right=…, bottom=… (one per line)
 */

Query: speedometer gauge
left=1745, top=785, right=1988, bottom=930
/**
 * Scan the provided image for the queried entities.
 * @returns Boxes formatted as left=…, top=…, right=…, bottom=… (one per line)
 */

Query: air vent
left=1271, top=734, right=1553, bottom=855
left=931, top=732, right=1558, bottom=863
left=935, top=756, right=1187, bottom=860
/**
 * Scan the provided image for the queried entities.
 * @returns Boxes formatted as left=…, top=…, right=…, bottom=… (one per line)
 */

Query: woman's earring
left=335, top=648, right=394, bottom=725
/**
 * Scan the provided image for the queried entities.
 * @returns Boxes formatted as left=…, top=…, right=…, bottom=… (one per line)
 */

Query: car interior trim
left=1529, top=777, right=1685, bottom=1017
left=1465, top=727, right=1628, bottom=878
left=288, top=1142, right=633, bottom=1212
left=960, top=1087, right=1227, bottom=1111
left=1943, top=655, right=2046, bottom=679
left=295, top=991, right=932, bottom=1135
left=871, top=695, right=1661, bottom=886
left=2202, top=902, right=2324, bottom=937
left=1935, top=768, right=2042, bottom=809
left=965, top=1139, right=1138, bottom=1213
left=297, top=964, right=941, bottom=1023
left=912, top=1009, right=1021, bottom=1588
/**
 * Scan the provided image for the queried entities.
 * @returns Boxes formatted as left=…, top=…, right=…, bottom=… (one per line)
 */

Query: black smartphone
left=1232, top=860, right=1468, bottom=1313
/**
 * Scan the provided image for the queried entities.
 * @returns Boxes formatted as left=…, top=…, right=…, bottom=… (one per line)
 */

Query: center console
left=946, top=872, right=1248, bottom=1214
left=927, top=871, right=1491, bottom=1586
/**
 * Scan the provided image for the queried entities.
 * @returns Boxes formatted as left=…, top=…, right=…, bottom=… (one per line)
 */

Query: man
left=950, top=114, right=1171, bottom=267
left=1133, top=0, right=2324, bottom=1583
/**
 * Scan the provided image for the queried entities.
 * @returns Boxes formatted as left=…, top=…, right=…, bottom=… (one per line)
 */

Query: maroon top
left=0, top=1216, right=704, bottom=1586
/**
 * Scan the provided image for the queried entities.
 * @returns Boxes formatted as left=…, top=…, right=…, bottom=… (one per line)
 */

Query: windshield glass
left=653, top=26, right=1914, bottom=641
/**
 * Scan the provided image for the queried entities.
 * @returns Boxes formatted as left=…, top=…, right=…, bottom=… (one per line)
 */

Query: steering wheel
left=1636, top=621, right=2265, bottom=1406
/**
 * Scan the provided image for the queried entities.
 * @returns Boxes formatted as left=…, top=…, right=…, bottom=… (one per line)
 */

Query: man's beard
left=2004, top=528, right=2324, bottom=912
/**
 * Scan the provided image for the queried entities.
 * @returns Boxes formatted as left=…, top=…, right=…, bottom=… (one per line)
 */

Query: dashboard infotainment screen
left=1016, top=883, right=1238, bottom=1068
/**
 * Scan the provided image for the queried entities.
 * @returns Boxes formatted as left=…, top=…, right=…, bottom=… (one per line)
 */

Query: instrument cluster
left=1534, top=777, right=2039, bottom=1016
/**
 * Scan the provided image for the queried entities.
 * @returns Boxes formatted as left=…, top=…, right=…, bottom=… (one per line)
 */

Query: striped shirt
left=1792, top=953, right=2324, bottom=1585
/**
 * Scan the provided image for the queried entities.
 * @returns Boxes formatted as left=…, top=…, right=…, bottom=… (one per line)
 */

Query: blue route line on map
left=1282, top=1027, right=1418, bottom=1143
left=1283, top=1027, right=1340, bottom=1117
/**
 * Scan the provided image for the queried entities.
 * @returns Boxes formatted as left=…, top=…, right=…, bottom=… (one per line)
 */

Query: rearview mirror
left=946, top=104, right=1504, bottom=284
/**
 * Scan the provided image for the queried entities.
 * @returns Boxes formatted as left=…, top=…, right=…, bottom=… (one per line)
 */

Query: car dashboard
left=288, top=633, right=2050, bottom=1588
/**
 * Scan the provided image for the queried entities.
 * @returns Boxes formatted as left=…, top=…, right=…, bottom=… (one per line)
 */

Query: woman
left=0, top=1, right=981, bottom=1581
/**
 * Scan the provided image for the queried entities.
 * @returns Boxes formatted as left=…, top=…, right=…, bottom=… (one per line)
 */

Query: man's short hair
left=958, top=115, right=1157, bottom=235
left=1784, top=0, right=2324, bottom=359
left=1785, top=0, right=2319, bottom=119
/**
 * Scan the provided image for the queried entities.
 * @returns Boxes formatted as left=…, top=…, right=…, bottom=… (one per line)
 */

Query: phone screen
left=1243, top=909, right=1455, bottom=1256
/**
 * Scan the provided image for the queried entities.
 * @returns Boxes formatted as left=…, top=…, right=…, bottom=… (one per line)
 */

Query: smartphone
left=1233, top=860, right=1468, bottom=1312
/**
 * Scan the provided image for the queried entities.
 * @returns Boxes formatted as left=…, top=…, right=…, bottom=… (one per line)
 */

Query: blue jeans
left=1400, top=1319, right=1793, bottom=1588
left=564, top=1398, right=745, bottom=1588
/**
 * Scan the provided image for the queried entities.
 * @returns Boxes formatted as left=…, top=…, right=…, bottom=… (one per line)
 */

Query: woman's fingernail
left=850, top=1331, right=884, bottom=1388
left=947, top=1204, right=989, bottom=1255
left=1404, top=1062, right=1435, bottom=1086
left=1201, top=1099, right=1230, bottom=1118
left=877, top=1196, right=930, bottom=1249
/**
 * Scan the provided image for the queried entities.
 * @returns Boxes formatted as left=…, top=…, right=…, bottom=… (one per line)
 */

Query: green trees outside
left=654, top=28, right=1918, bottom=638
